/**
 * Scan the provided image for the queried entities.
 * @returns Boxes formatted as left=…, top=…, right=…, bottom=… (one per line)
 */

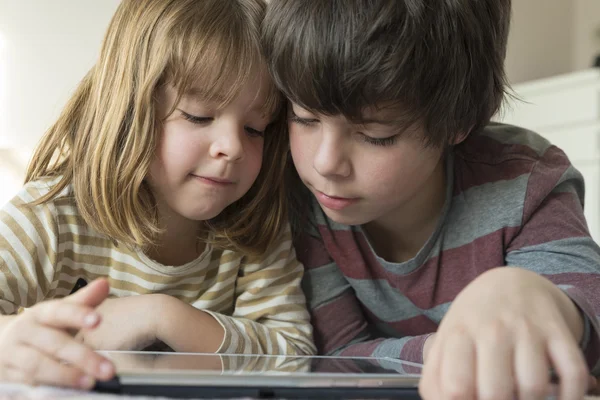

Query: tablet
left=94, top=351, right=423, bottom=399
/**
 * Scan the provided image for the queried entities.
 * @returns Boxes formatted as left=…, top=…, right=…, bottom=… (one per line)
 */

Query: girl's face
left=147, top=78, right=271, bottom=225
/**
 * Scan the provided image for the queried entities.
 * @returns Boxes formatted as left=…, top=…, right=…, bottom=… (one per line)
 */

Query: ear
left=452, top=127, right=472, bottom=145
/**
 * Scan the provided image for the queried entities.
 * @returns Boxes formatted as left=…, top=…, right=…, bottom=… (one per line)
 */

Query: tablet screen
left=101, top=351, right=423, bottom=377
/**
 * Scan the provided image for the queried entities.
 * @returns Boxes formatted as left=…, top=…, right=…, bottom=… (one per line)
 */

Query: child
left=0, top=0, right=315, bottom=390
left=262, top=1, right=600, bottom=399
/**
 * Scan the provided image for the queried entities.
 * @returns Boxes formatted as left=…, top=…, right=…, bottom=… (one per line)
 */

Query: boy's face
left=289, top=103, right=446, bottom=227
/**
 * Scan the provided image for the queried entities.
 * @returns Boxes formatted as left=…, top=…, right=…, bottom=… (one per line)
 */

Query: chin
left=183, top=208, right=225, bottom=221
left=320, top=207, right=372, bottom=227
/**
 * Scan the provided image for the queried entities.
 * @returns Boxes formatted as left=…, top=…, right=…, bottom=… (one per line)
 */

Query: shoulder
left=451, top=123, right=581, bottom=223
left=1, top=177, right=89, bottom=237
left=454, top=123, right=575, bottom=193
left=457, top=122, right=557, bottom=165
left=9, top=177, right=69, bottom=204
left=2, top=177, right=73, bottom=218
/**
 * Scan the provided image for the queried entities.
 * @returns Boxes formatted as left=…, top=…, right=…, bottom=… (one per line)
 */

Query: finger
left=547, top=334, right=588, bottom=400
left=21, top=323, right=114, bottom=381
left=473, top=321, right=514, bottom=400
left=440, top=330, right=476, bottom=400
left=514, top=323, right=549, bottom=400
left=419, top=334, right=444, bottom=400
left=5, top=344, right=97, bottom=389
left=32, top=301, right=102, bottom=330
left=66, top=278, right=110, bottom=308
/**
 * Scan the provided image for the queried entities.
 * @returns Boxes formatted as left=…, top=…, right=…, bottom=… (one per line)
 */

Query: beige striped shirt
left=0, top=179, right=315, bottom=356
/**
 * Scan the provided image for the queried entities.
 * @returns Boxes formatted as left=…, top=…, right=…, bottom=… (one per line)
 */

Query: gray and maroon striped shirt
left=294, top=123, right=600, bottom=372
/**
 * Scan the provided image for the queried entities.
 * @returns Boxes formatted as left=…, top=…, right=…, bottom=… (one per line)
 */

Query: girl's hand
left=419, top=267, right=591, bottom=400
left=76, top=294, right=162, bottom=351
left=0, top=279, right=115, bottom=389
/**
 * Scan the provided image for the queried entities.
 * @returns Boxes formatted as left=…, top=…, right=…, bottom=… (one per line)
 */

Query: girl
left=0, top=0, right=315, bottom=390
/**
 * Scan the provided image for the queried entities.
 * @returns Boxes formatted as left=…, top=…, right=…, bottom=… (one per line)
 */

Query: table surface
left=0, top=384, right=597, bottom=400
left=0, top=383, right=259, bottom=399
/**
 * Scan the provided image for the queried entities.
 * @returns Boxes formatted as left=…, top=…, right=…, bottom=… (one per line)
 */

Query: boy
left=262, top=1, right=600, bottom=399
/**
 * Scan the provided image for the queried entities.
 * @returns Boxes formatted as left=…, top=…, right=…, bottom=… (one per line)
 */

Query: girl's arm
left=156, top=225, right=316, bottom=356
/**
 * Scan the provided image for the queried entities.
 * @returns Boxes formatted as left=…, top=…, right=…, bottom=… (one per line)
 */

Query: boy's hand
left=419, top=267, right=591, bottom=400
left=0, top=278, right=115, bottom=389
left=76, top=294, right=163, bottom=351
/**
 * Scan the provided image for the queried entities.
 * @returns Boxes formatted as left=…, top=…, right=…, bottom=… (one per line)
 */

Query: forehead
left=179, top=67, right=279, bottom=115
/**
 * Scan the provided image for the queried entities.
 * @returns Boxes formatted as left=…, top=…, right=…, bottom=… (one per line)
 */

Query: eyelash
left=289, top=115, right=397, bottom=147
left=288, top=115, right=317, bottom=127
left=360, top=135, right=397, bottom=146
left=181, top=111, right=265, bottom=138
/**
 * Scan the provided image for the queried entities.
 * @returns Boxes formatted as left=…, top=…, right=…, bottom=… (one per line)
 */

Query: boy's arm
left=504, top=147, right=600, bottom=373
left=157, top=226, right=316, bottom=356
left=0, top=183, right=59, bottom=320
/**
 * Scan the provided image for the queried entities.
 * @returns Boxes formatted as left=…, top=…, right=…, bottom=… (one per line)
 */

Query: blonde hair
left=25, top=0, right=286, bottom=256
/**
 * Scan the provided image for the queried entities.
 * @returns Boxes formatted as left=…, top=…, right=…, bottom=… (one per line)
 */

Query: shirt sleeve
left=204, top=224, right=316, bottom=356
left=504, top=145, right=600, bottom=374
left=295, top=205, right=431, bottom=364
left=0, top=183, right=59, bottom=314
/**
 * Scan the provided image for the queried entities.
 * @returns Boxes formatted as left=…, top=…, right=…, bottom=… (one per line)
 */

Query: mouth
left=314, top=190, right=359, bottom=211
left=191, top=175, right=234, bottom=185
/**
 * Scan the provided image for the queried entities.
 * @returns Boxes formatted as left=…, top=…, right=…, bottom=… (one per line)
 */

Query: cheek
left=247, top=140, right=265, bottom=179
left=289, top=128, right=310, bottom=171
left=369, top=148, right=441, bottom=190
left=147, top=135, right=166, bottom=183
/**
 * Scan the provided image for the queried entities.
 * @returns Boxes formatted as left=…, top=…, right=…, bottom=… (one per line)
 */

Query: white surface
left=0, top=0, right=121, bottom=206
left=0, top=383, right=251, bottom=399
left=0, top=0, right=121, bottom=149
left=0, top=383, right=146, bottom=399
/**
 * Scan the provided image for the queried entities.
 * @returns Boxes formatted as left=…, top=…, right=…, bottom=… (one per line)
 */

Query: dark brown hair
left=262, top=0, right=512, bottom=147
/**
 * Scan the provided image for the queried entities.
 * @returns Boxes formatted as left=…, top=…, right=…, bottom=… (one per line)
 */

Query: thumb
left=66, top=278, right=110, bottom=308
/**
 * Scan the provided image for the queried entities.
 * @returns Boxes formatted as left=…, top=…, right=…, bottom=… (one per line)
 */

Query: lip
left=315, top=190, right=358, bottom=211
left=191, top=175, right=234, bottom=185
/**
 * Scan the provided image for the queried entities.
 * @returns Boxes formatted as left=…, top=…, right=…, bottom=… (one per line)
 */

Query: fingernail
left=79, top=375, right=95, bottom=389
left=83, top=313, right=99, bottom=327
left=99, top=361, right=114, bottom=378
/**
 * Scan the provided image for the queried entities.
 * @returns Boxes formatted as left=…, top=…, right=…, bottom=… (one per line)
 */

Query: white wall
left=0, top=0, right=121, bottom=206
left=505, top=0, right=575, bottom=84
left=505, top=0, right=600, bottom=84
left=0, top=0, right=121, bottom=149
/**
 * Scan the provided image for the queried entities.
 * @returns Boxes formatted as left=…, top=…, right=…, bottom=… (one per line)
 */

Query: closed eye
left=180, top=110, right=212, bottom=125
left=245, top=127, right=264, bottom=138
left=360, top=134, right=398, bottom=146
left=289, top=115, right=319, bottom=127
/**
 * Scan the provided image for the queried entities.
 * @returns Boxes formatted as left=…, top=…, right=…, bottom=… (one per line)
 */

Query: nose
left=313, top=131, right=351, bottom=178
left=209, top=124, right=245, bottom=162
